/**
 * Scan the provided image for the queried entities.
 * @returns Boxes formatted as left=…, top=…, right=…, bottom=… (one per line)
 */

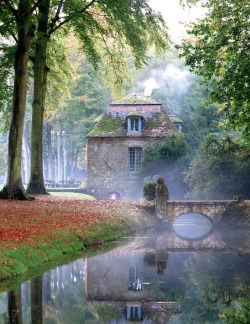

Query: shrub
left=143, top=182, right=156, bottom=201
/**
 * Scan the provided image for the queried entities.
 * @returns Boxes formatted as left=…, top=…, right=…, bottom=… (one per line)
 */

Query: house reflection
left=126, top=303, right=142, bottom=321
left=85, top=251, right=180, bottom=322
left=128, top=266, right=142, bottom=291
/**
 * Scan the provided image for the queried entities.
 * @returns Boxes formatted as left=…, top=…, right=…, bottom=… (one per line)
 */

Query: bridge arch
left=165, top=201, right=235, bottom=224
left=173, top=212, right=213, bottom=241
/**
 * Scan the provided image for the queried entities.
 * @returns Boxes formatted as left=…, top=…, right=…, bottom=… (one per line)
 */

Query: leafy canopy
left=184, top=134, right=250, bottom=199
left=178, top=0, right=250, bottom=138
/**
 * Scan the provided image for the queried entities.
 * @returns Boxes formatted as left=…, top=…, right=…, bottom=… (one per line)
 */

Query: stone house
left=86, top=95, right=180, bottom=199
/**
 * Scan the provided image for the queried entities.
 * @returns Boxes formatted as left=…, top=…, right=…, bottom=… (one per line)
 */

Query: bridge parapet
left=166, top=200, right=237, bottom=224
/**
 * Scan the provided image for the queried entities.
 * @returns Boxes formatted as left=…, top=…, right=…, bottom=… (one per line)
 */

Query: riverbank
left=0, top=196, right=154, bottom=288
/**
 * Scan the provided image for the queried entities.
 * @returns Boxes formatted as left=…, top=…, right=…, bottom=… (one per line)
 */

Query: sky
left=149, top=0, right=204, bottom=42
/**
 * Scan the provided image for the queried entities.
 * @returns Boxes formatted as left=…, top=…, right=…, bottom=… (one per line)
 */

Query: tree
left=29, top=0, right=170, bottom=194
left=143, top=135, right=189, bottom=199
left=0, top=0, right=169, bottom=198
left=178, top=81, right=222, bottom=152
left=26, top=0, right=50, bottom=194
left=26, top=0, right=170, bottom=194
left=0, top=0, right=36, bottom=199
left=178, top=0, right=250, bottom=139
left=184, top=134, right=250, bottom=199
left=52, top=72, right=110, bottom=183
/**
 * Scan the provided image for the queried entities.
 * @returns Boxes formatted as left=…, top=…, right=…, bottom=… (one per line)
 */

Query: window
left=127, top=117, right=142, bottom=134
left=129, top=147, right=143, bottom=173
left=174, top=123, right=182, bottom=132
left=131, top=118, right=139, bottom=131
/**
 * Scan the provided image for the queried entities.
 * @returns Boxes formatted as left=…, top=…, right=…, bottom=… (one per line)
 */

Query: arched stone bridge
left=166, top=200, right=237, bottom=224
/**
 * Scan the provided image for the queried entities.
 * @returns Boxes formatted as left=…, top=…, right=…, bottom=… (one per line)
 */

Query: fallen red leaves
left=0, top=195, right=144, bottom=249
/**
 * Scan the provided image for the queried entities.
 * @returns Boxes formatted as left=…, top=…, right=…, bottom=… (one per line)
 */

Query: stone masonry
left=86, top=95, right=181, bottom=199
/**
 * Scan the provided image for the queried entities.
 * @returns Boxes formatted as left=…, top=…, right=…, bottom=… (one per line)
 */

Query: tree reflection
left=8, top=287, right=23, bottom=324
left=1, top=234, right=250, bottom=324
left=178, top=252, right=250, bottom=323
left=31, top=276, right=42, bottom=324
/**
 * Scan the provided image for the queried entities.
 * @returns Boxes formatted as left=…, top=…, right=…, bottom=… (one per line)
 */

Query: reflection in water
left=0, top=228, right=250, bottom=323
left=128, top=265, right=142, bottom=291
left=173, top=212, right=213, bottom=241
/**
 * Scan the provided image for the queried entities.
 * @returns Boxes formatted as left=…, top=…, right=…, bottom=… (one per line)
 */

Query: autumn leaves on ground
left=0, top=196, right=151, bottom=285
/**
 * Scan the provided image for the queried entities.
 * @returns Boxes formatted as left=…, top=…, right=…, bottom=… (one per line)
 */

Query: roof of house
left=87, top=95, right=180, bottom=138
left=169, top=115, right=183, bottom=123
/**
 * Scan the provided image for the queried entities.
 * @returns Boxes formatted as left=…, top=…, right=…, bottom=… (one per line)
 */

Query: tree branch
left=49, top=0, right=65, bottom=32
left=31, top=0, right=44, bottom=14
left=49, top=0, right=98, bottom=35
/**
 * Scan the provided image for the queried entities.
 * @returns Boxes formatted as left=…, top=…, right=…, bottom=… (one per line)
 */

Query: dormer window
left=174, top=123, right=182, bottom=132
left=169, top=115, right=183, bottom=133
left=127, top=113, right=142, bottom=134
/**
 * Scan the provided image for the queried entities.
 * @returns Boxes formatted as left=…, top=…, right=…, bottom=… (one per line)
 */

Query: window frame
left=127, top=117, right=142, bottom=134
left=129, top=147, right=143, bottom=173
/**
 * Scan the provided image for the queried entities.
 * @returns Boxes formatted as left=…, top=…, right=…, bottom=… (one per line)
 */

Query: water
left=173, top=212, right=213, bottom=240
left=1, top=214, right=250, bottom=324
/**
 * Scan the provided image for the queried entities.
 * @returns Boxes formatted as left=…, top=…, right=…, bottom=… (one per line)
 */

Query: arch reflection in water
left=173, top=212, right=213, bottom=241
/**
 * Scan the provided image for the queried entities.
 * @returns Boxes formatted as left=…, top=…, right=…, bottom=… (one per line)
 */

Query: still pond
left=0, top=213, right=250, bottom=323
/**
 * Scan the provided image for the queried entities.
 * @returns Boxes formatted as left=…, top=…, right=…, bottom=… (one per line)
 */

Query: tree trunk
left=63, top=146, right=67, bottom=182
left=1, top=0, right=35, bottom=199
left=26, top=0, right=50, bottom=194
left=22, top=122, right=31, bottom=185
left=57, top=125, right=63, bottom=183
left=47, top=124, right=53, bottom=181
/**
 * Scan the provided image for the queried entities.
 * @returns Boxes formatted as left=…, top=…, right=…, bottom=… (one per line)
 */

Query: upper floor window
left=127, top=117, right=142, bottom=134
left=129, top=147, right=143, bottom=173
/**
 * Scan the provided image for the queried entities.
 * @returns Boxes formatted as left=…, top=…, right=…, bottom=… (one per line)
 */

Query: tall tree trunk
left=63, top=146, right=67, bottom=182
left=1, top=0, right=35, bottom=199
left=54, top=152, right=58, bottom=182
left=47, top=123, right=53, bottom=181
left=22, top=122, right=31, bottom=185
left=57, top=124, right=63, bottom=183
left=26, top=0, right=50, bottom=194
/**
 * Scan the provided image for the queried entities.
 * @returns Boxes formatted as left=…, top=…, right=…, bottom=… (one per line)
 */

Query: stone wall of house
left=86, top=136, right=163, bottom=199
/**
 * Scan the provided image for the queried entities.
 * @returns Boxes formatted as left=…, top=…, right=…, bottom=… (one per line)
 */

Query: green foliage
left=143, top=182, right=156, bottom=201
left=142, top=135, right=189, bottom=200
left=185, top=135, right=250, bottom=199
left=45, top=53, right=112, bottom=173
left=144, top=135, right=188, bottom=167
left=92, top=304, right=120, bottom=321
left=156, top=176, right=169, bottom=200
left=178, top=81, right=222, bottom=152
left=63, top=0, right=169, bottom=96
left=179, top=0, right=250, bottom=139
left=224, top=299, right=250, bottom=324
left=131, top=51, right=223, bottom=152
left=45, top=32, right=74, bottom=115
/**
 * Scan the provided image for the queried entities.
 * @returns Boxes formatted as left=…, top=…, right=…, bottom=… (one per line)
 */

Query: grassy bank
left=0, top=196, right=154, bottom=289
